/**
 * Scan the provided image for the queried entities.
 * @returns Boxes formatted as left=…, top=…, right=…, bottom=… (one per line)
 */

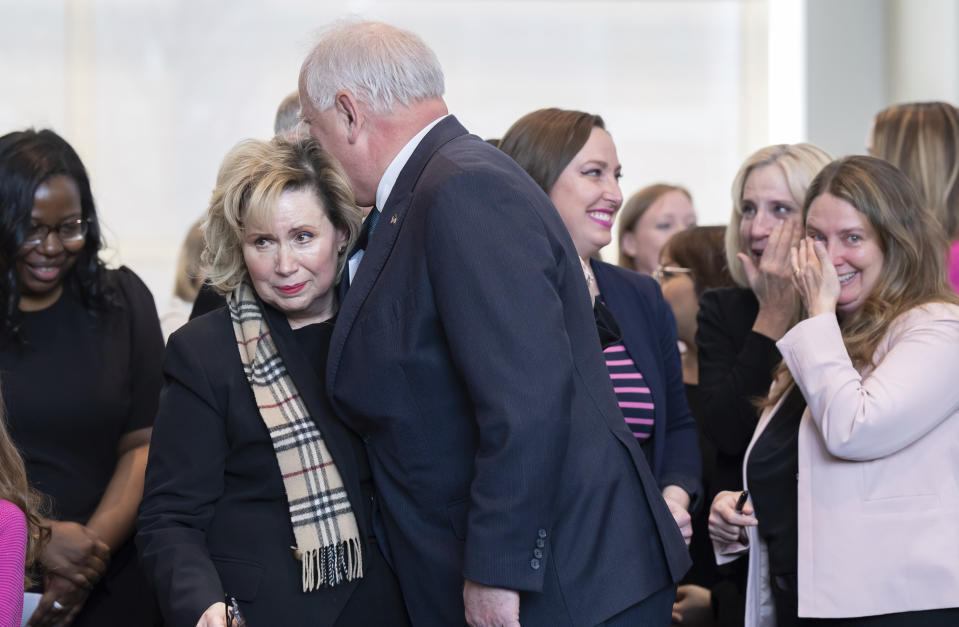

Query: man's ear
left=334, top=91, right=364, bottom=144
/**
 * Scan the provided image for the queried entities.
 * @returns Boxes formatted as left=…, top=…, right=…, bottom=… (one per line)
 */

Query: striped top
left=593, top=297, right=655, bottom=441
left=604, top=344, right=655, bottom=439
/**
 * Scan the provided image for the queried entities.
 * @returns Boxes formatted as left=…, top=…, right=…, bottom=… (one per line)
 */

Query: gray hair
left=301, top=20, right=445, bottom=114
left=273, top=91, right=301, bottom=135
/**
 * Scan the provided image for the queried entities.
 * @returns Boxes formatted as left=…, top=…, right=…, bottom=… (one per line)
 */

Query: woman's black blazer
left=137, top=304, right=373, bottom=627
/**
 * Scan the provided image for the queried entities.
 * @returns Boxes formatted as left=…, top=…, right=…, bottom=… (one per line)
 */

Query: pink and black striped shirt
left=604, top=344, right=655, bottom=440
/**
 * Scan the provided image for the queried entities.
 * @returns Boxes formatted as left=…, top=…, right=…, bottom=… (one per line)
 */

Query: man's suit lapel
left=327, top=116, right=469, bottom=393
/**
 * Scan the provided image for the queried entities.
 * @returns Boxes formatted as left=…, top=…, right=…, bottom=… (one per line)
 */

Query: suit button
left=536, top=538, right=545, bottom=548
left=530, top=558, right=540, bottom=570
left=537, top=528, right=547, bottom=539
left=533, top=549, right=543, bottom=559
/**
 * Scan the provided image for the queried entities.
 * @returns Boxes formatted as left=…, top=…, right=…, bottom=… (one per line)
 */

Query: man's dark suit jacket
left=137, top=304, right=400, bottom=627
left=327, top=116, right=691, bottom=626
left=591, top=259, right=702, bottom=503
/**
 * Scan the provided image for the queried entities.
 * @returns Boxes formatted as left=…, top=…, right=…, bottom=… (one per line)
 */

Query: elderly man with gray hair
left=300, top=20, right=690, bottom=626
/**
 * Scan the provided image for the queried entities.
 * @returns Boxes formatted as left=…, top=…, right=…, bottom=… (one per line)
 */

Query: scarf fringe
left=301, top=537, right=364, bottom=592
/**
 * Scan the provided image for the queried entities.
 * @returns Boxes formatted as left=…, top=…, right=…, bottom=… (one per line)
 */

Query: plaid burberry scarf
left=229, top=282, right=363, bottom=591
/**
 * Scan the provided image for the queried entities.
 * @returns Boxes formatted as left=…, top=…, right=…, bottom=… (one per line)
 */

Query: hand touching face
left=797, top=193, right=884, bottom=317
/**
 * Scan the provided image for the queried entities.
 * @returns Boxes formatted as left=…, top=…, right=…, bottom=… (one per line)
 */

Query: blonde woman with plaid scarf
left=136, top=137, right=410, bottom=627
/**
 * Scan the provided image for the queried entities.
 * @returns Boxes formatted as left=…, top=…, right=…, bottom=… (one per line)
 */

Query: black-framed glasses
left=22, top=218, right=90, bottom=248
left=653, top=264, right=692, bottom=283
left=225, top=594, right=247, bottom=627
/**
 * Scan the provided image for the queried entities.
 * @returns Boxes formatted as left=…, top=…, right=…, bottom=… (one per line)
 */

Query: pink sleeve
left=0, top=500, right=26, bottom=627
left=949, top=240, right=959, bottom=293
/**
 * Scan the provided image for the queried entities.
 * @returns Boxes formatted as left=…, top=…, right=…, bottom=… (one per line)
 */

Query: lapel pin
left=390, top=213, right=398, bottom=225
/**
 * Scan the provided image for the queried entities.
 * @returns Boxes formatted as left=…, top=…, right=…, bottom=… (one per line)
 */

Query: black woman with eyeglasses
left=0, top=129, right=163, bottom=627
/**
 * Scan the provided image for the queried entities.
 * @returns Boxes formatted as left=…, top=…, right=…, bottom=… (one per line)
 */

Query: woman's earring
left=338, top=245, right=346, bottom=254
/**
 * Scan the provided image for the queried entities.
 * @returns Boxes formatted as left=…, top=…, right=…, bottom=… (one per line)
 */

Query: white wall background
left=2, top=0, right=957, bottom=306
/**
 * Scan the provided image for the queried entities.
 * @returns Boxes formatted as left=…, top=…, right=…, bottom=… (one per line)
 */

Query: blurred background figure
left=273, top=90, right=302, bottom=137
left=868, top=101, right=959, bottom=291
left=657, top=226, right=734, bottom=387
left=500, top=107, right=701, bottom=546
left=0, top=386, right=47, bottom=627
left=710, top=155, right=959, bottom=626
left=656, top=225, right=737, bottom=626
left=159, top=218, right=205, bottom=341
left=0, top=129, right=163, bottom=627
left=617, top=183, right=697, bottom=275
left=138, top=136, right=408, bottom=627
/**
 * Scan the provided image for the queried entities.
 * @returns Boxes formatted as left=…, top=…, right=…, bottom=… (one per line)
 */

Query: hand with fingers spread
left=737, top=219, right=802, bottom=340
left=708, top=490, right=757, bottom=546
left=791, top=237, right=840, bottom=317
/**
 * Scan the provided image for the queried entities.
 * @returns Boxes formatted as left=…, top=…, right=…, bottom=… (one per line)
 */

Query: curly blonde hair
left=202, top=136, right=361, bottom=293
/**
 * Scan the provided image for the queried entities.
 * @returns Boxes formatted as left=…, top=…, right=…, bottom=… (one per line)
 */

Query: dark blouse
left=746, top=384, right=806, bottom=577
left=292, top=318, right=373, bottom=495
left=0, top=267, right=164, bottom=626
left=696, top=287, right=782, bottom=493
left=0, top=267, right=163, bottom=522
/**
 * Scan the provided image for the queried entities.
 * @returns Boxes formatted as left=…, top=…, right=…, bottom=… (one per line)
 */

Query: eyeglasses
left=225, top=595, right=247, bottom=627
left=22, top=218, right=89, bottom=248
left=653, top=264, right=692, bottom=283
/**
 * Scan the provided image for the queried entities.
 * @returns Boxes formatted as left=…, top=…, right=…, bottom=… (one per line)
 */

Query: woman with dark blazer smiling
left=500, top=108, right=701, bottom=544
left=136, top=137, right=409, bottom=627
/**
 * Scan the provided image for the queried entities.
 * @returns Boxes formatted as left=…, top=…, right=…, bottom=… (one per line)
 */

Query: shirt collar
left=375, top=114, right=448, bottom=211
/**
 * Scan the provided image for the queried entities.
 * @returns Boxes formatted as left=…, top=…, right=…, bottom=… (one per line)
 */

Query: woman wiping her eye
left=709, top=155, right=959, bottom=626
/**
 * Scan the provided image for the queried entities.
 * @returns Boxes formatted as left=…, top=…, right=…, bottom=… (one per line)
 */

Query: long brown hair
left=0, top=388, right=47, bottom=584
left=870, top=101, right=959, bottom=240
left=765, top=155, right=959, bottom=406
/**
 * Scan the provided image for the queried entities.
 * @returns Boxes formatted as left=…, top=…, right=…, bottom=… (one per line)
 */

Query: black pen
left=735, top=490, right=749, bottom=513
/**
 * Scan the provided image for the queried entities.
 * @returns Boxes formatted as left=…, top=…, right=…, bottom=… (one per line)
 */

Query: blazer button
left=536, top=538, right=545, bottom=548
left=530, top=558, right=541, bottom=570
left=533, top=548, right=543, bottom=559
left=537, top=528, right=547, bottom=539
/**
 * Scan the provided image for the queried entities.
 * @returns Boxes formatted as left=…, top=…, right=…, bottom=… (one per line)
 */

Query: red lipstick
left=277, top=282, right=306, bottom=295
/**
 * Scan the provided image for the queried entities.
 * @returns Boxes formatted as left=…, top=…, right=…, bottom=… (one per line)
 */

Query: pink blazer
left=716, top=304, right=959, bottom=624
left=0, top=499, right=26, bottom=627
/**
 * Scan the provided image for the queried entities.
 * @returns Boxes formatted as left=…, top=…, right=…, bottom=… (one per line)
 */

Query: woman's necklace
left=579, top=256, right=594, bottom=288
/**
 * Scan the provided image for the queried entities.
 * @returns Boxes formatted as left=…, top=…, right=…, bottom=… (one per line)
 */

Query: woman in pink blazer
left=709, top=155, right=959, bottom=626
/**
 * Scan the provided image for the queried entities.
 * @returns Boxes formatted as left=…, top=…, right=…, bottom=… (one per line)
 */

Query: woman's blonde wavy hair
left=203, top=136, right=361, bottom=294
left=725, top=143, right=833, bottom=288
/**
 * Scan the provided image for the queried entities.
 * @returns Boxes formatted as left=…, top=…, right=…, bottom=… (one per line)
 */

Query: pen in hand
left=735, top=490, right=749, bottom=514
